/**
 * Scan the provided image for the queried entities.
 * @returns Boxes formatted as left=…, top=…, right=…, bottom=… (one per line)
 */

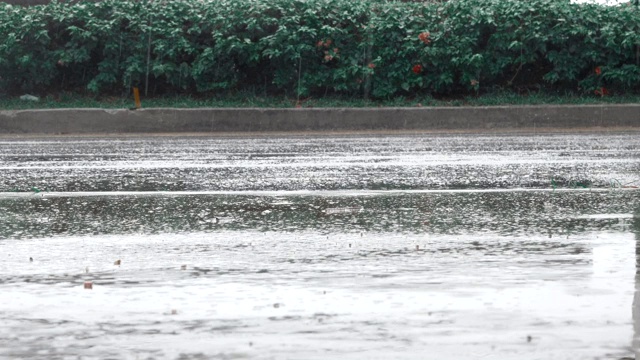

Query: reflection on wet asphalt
left=0, top=133, right=639, bottom=191
left=0, top=133, right=639, bottom=360
left=0, top=191, right=637, bottom=239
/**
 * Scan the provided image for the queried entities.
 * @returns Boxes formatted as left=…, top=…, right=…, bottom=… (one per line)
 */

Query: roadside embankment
left=0, top=105, right=638, bottom=134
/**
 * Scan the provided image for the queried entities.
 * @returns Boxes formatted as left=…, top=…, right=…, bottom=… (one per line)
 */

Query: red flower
left=368, top=63, right=376, bottom=69
left=412, top=64, right=423, bottom=74
left=418, top=31, right=431, bottom=44
left=324, top=39, right=332, bottom=48
left=595, top=66, right=602, bottom=75
left=594, top=87, right=608, bottom=96
left=333, top=48, right=339, bottom=53
left=324, top=55, right=333, bottom=62
left=316, top=40, right=324, bottom=48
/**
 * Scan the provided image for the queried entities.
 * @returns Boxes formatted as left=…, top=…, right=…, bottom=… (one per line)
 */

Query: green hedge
left=1, top=0, right=639, bottom=98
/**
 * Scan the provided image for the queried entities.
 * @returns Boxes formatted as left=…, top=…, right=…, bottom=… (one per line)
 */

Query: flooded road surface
left=0, top=132, right=639, bottom=360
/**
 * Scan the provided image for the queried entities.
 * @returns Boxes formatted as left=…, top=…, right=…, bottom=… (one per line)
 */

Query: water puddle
left=0, top=134, right=639, bottom=359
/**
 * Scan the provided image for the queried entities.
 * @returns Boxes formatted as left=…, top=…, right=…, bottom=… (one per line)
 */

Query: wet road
left=0, top=132, right=639, bottom=192
left=0, top=132, right=639, bottom=360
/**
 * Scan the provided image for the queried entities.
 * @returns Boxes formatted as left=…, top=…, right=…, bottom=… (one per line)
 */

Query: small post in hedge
left=133, top=87, right=142, bottom=109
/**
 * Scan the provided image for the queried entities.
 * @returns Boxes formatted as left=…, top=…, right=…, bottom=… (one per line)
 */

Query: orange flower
left=368, top=63, right=376, bottom=69
left=418, top=31, right=431, bottom=44
left=595, top=66, right=602, bottom=75
left=412, top=64, right=423, bottom=74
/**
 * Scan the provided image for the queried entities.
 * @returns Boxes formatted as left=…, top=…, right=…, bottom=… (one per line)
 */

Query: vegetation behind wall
left=1, top=0, right=639, bottom=98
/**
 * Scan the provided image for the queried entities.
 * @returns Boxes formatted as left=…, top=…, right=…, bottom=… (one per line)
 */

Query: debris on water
left=114, top=259, right=121, bottom=266
left=29, top=257, right=33, bottom=262
left=181, top=265, right=187, bottom=270
left=171, top=309, right=177, bottom=315
left=83, top=281, right=93, bottom=289
left=85, top=267, right=89, bottom=273
left=416, top=245, right=419, bottom=250
left=527, top=335, right=532, bottom=343
left=273, top=303, right=281, bottom=308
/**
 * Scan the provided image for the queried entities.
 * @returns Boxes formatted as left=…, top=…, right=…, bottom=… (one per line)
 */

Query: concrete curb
left=0, top=105, right=638, bottom=134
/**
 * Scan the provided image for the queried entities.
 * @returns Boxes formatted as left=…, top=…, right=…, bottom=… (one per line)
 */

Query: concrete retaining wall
left=0, top=105, right=638, bottom=134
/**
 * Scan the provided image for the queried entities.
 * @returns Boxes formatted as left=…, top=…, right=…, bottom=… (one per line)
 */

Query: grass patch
left=1, top=91, right=639, bottom=110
